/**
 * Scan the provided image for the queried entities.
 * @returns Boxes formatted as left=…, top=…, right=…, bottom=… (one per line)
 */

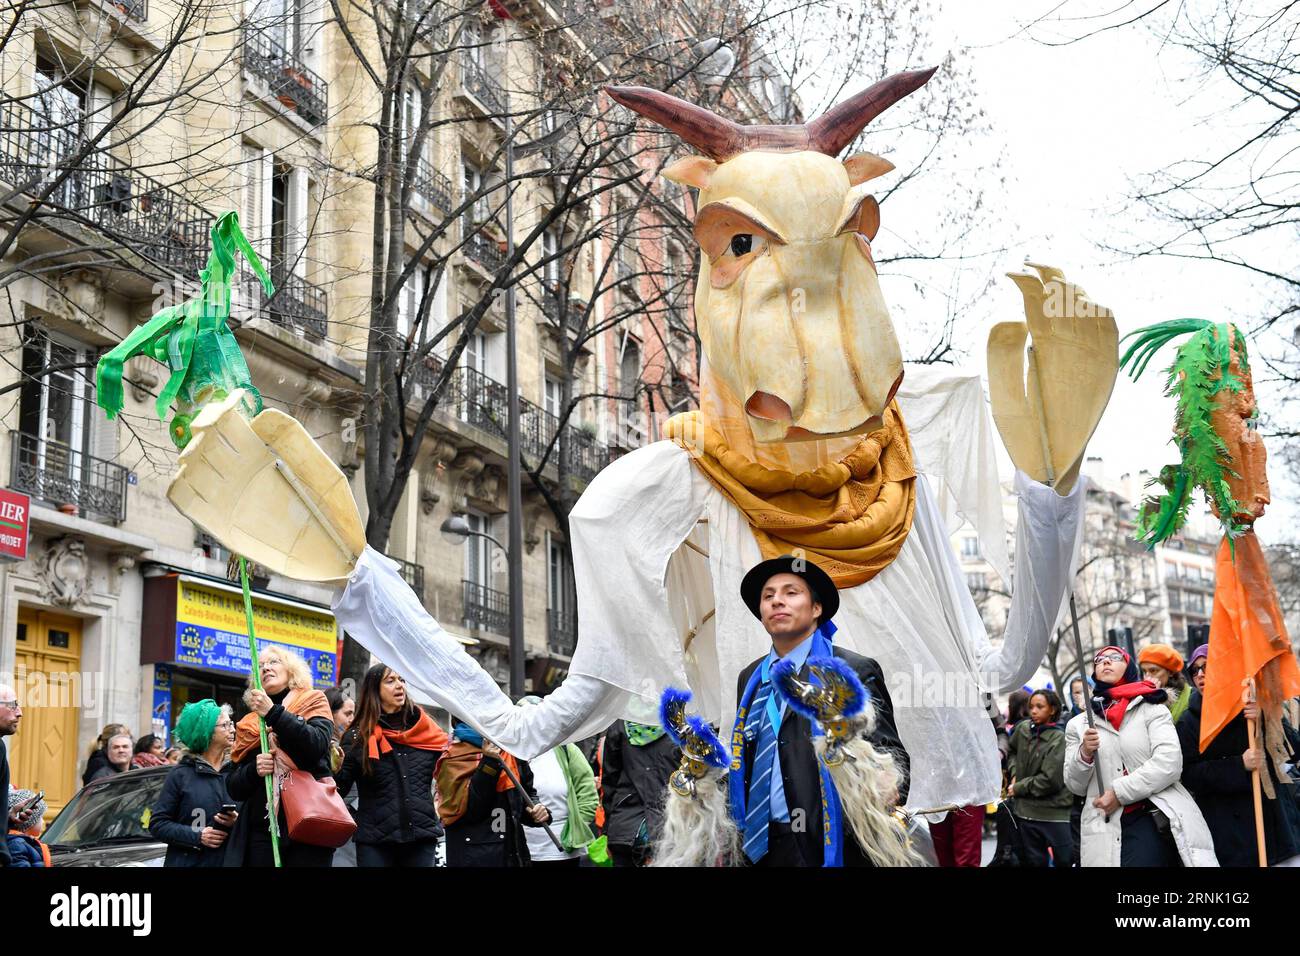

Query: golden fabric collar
left=663, top=403, right=916, bottom=588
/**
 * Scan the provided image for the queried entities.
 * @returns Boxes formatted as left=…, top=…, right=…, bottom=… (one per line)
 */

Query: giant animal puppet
left=160, top=68, right=1119, bottom=816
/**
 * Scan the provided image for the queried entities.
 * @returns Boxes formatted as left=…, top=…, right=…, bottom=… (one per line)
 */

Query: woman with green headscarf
left=148, top=699, right=240, bottom=867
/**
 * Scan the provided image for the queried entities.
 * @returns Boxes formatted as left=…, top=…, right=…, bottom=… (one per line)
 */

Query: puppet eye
left=726, top=233, right=767, bottom=258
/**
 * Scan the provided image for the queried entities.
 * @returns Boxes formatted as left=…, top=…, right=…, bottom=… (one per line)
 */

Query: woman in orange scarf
left=334, top=664, right=448, bottom=867
left=222, top=644, right=336, bottom=867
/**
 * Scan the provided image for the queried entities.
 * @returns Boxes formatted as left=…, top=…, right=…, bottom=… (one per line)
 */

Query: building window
left=463, top=163, right=490, bottom=225
left=19, top=328, right=95, bottom=463
left=966, top=572, right=986, bottom=592
left=961, top=536, right=980, bottom=559
left=464, top=512, right=497, bottom=586
left=542, top=226, right=561, bottom=287
left=544, top=375, right=561, bottom=418
left=548, top=534, right=572, bottom=616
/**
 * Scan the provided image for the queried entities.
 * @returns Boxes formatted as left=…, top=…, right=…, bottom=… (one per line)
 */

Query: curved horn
left=605, top=85, right=746, bottom=162
left=807, top=67, right=938, bottom=157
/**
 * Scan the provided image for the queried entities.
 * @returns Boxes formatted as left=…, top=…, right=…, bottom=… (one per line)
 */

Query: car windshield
left=44, top=772, right=167, bottom=848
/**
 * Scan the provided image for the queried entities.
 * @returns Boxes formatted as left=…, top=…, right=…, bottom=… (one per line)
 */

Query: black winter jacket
left=735, top=645, right=909, bottom=867
left=0, top=736, right=10, bottom=866
left=149, top=754, right=233, bottom=867
left=600, top=720, right=681, bottom=849
left=443, top=754, right=542, bottom=867
left=334, top=710, right=445, bottom=846
left=1176, top=690, right=1300, bottom=867
left=222, top=688, right=336, bottom=867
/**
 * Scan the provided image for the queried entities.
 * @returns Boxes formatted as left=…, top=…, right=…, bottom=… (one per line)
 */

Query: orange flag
left=1202, top=531, right=1300, bottom=752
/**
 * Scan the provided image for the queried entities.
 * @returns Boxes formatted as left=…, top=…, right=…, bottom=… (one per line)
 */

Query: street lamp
left=439, top=513, right=519, bottom=694
left=439, top=514, right=507, bottom=554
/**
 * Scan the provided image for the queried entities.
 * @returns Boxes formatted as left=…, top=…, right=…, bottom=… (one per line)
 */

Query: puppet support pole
left=1245, top=678, right=1266, bottom=867
left=239, top=556, right=281, bottom=868
left=1027, top=347, right=1108, bottom=820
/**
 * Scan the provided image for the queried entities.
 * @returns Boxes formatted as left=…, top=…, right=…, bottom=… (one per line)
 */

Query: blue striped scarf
left=727, top=622, right=845, bottom=867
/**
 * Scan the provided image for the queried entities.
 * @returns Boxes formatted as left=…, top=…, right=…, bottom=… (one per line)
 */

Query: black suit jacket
left=736, top=645, right=909, bottom=867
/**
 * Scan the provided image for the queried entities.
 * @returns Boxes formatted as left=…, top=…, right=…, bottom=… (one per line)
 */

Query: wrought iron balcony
left=461, top=221, right=505, bottom=273
left=462, top=579, right=509, bottom=634
left=0, top=99, right=212, bottom=276
left=265, top=269, right=328, bottom=339
left=411, top=157, right=452, bottom=214
left=547, top=608, right=577, bottom=656
left=389, top=555, right=425, bottom=601
left=242, top=26, right=329, bottom=126
left=452, top=366, right=510, bottom=437
left=541, top=286, right=562, bottom=324
left=460, top=56, right=507, bottom=117
left=10, top=431, right=128, bottom=524
left=105, top=0, right=148, bottom=20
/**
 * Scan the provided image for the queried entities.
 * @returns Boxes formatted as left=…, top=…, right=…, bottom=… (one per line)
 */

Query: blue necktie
left=742, top=682, right=778, bottom=863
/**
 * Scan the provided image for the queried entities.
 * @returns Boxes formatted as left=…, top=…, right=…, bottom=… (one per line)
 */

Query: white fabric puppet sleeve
left=331, top=548, right=623, bottom=759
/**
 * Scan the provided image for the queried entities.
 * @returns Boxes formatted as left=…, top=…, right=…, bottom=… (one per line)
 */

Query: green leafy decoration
left=1119, top=318, right=1250, bottom=547
left=95, top=211, right=272, bottom=448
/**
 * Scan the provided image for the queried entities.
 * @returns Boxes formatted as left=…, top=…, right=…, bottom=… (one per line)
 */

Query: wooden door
left=10, top=609, right=83, bottom=819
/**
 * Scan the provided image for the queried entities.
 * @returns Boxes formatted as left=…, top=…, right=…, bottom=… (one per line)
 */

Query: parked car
left=43, top=766, right=170, bottom=867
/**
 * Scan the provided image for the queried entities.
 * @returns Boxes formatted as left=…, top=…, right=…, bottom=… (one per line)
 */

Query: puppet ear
left=857, top=195, right=880, bottom=241
left=843, top=152, right=894, bottom=185
left=663, top=156, right=718, bottom=189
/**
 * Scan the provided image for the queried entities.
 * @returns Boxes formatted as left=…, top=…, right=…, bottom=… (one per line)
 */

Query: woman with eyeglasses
left=148, top=699, right=239, bottom=867
left=1175, top=645, right=1300, bottom=866
left=1064, top=645, right=1218, bottom=867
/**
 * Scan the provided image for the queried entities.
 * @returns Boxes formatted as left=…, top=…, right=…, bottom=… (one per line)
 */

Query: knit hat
left=172, top=698, right=222, bottom=752
left=8, top=787, right=46, bottom=831
left=1189, top=643, right=1209, bottom=667
left=1138, top=643, right=1184, bottom=674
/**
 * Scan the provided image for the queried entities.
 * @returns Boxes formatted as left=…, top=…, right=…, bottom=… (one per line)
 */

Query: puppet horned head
left=607, top=68, right=935, bottom=442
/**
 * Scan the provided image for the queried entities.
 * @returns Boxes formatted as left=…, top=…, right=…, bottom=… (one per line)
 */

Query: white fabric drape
left=332, top=368, right=1087, bottom=810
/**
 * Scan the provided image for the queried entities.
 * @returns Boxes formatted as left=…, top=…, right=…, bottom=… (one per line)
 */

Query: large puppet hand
left=987, top=263, right=1118, bottom=495
left=167, top=390, right=365, bottom=583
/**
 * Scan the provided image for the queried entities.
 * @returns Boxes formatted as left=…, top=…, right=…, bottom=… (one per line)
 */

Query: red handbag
left=279, top=769, right=356, bottom=848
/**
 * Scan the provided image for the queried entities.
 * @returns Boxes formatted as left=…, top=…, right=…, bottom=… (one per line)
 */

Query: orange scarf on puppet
left=664, top=403, right=916, bottom=588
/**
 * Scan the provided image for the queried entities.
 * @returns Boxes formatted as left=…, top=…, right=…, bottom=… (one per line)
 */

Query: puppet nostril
left=745, top=391, right=793, bottom=422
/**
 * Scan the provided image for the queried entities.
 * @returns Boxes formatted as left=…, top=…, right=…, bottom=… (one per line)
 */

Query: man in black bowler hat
left=731, top=553, right=908, bottom=866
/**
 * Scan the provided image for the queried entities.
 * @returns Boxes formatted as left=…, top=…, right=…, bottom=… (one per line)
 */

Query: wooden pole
left=1244, top=677, right=1266, bottom=867
left=1028, top=345, right=1110, bottom=821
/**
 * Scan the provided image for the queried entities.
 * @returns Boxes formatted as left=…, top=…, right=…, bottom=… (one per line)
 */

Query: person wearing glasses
left=1064, top=646, right=1217, bottom=867
left=148, top=699, right=240, bottom=867
left=0, top=684, right=24, bottom=866
left=1176, top=645, right=1300, bottom=866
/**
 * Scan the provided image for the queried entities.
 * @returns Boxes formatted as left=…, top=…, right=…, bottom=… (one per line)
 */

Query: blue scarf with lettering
left=728, top=621, right=845, bottom=867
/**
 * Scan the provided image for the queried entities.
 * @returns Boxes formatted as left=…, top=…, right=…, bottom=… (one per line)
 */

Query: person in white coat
left=1064, top=646, right=1218, bottom=867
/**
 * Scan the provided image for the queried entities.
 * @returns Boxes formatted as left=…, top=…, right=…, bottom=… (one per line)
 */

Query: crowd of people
left=979, top=643, right=1300, bottom=867
left=1, top=629, right=1296, bottom=868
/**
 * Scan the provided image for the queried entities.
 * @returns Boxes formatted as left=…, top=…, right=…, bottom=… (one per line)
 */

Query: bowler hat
left=739, top=554, right=839, bottom=623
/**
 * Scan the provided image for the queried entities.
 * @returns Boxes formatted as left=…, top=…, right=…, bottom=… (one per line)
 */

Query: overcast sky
left=849, top=1, right=1297, bottom=541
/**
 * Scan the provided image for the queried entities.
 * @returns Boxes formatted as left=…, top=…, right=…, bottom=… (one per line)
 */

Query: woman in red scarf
left=334, top=664, right=449, bottom=867
left=1063, top=646, right=1218, bottom=867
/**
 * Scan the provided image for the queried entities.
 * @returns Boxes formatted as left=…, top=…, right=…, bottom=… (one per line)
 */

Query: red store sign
left=0, top=489, right=31, bottom=562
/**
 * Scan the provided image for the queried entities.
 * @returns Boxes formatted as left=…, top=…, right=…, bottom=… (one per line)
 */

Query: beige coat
left=1064, top=697, right=1218, bottom=867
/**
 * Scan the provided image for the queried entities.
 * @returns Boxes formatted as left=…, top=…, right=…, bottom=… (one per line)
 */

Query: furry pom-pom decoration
left=651, top=686, right=741, bottom=867
left=771, top=655, right=868, bottom=724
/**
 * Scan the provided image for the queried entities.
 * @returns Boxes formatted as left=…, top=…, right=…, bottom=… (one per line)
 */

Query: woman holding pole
left=1176, top=654, right=1300, bottom=866
left=223, top=644, right=336, bottom=867
left=1064, top=646, right=1218, bottom=867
